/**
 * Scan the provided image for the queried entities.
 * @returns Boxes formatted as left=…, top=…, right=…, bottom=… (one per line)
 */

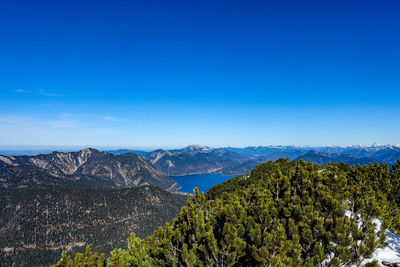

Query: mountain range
left=295, top=150, right=383, bottom=166
left=0, top=148, right=180, bottom=192
left=220, top=144, right=400, bottom=164
left=2, top=144, right=399, bottom=180
left=107, top=144, right=400, bottom=176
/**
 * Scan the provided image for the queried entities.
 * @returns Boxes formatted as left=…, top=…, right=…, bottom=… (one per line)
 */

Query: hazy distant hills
left=0, top=148, right=180, bottom=192
left=143, top=145, right=261, bottom=176
left=219, top=146, right=306, bottom=160
left=221, top=144, right=400, bottom=165
left=0, top=186, right=187, bottom=266
left=295, top=150, right=383, bottom=166
left=218, top=145, right=389, bottom=167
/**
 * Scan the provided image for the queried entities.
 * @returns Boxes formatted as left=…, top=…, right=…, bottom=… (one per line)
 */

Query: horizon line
left=0, top=143, right=399, bottom=151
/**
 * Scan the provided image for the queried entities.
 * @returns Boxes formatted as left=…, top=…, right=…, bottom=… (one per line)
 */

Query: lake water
left=171, top=173, right=236, bottom=193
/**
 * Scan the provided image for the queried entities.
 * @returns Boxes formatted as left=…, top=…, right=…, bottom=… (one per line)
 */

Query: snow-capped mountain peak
left=182, top=145, right=213, bottom=152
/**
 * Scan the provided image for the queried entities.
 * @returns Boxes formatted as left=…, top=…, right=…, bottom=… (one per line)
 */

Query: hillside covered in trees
left=54, top=159, right=400, bottom=266
left=0, top=186, right=187, bottom=266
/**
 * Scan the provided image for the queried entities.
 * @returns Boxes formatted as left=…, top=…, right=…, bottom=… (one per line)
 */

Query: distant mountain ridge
left=107, top=149, right=149, bottom=156
left=295, top=150, right=383, bottom=166
left=143, top=145, right=261, bottom=176
left=0, top=148, right=180, bottom=192
left=220, top=144, right=400, bottom=164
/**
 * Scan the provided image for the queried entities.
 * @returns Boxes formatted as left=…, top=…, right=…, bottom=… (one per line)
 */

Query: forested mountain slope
left=55, top=159, right=400, bottom=266
left=0, top=186, right=187, bottom=267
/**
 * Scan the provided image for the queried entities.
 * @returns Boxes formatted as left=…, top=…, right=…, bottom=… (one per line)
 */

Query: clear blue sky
left=0, top=0, right=399, bottom=148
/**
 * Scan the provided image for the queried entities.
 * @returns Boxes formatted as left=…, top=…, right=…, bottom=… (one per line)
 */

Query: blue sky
left=0, top=0, right=399, bottom=148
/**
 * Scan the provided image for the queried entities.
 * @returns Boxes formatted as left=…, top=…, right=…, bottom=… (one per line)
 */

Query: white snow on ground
left=361, top=218, right=400, bottom=266
left=366, top=230, right=400, bottom=266
left=340, top=212, right=400, bottom=266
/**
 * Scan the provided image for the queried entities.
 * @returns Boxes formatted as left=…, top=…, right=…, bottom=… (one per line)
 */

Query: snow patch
left=183, top=145, right=213, bottom=152
left=367, top=230, right=400, bottom=266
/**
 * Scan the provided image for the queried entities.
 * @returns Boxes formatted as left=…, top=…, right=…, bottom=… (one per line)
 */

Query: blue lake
left=171, top=173, right=236, bottom=193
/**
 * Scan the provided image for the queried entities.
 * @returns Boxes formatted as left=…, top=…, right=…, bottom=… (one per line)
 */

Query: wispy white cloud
left=39, top=89, right=64, bottom=97
left=58, top=113, right=90, bottom=119
left=0, top=113, right=134, bottom=131
left=58, top=113, right=132, bottom=122
left=0, top=113, right=135, bottom=146
left=14, top=89, right=29, bottom=93
left=0, top=114, right=80, bottom=129
left=86, top=128, right=129, bottom=135
left=102, top=115, right=123, bottom=121
left=13, top=89, right=64, bottom=97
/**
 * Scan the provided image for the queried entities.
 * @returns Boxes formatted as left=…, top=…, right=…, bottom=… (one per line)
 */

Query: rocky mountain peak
left=80, top=147, right=99, bottom=155
left=182, top=145, right=213, bottom=153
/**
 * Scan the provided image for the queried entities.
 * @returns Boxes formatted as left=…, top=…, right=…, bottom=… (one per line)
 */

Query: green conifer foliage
left=53, top=159, right=400, bottom=266
left=54, top=246, right=105, bottom=267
